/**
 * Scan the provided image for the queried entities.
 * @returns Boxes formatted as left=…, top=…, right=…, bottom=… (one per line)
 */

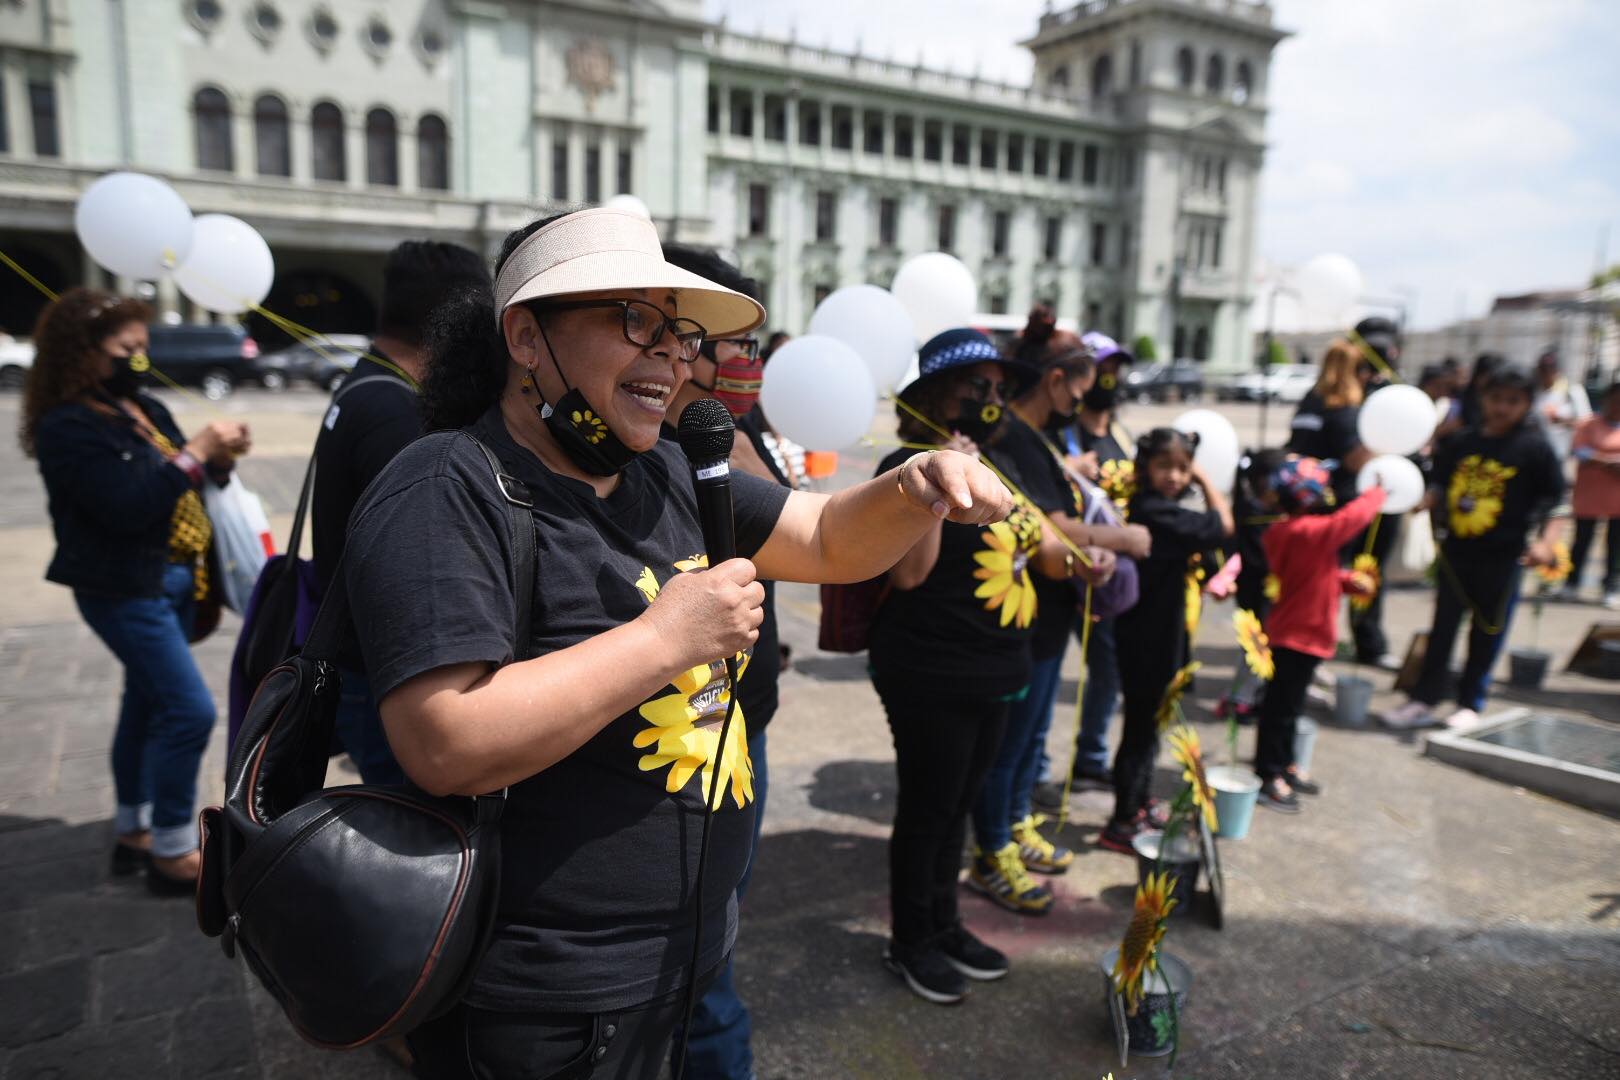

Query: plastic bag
left=1389, top=510, right=1436, bottom=583
left=204, top=474, right=275, bottom=613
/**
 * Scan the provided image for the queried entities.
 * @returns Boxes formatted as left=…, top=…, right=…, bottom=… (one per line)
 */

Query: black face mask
left=101, top=353, right=146, bottom=400
left=1082, top=383, right=1117, bottom=413
left=953, top=397, right=1006, bottom=444
left=532, top=321, right=642, bottom=477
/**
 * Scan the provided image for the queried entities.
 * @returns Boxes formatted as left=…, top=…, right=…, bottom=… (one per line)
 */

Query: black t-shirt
left=657, top=409, right=787, bottom=730
left=344, top=407, right=791, bottom=1013
left=1431, top=422, right=1564, bottom=559
left=988, top=419, right=1083, bottom=660
left=1116, top=490, right=1228, bottom=658
left=868, top=447, right=1042, bottom=697
left=312, top=356, right=421, bottom=593
left=1287, top=392, right=1361, bottom=504
left=1072, top=416, right=1135, bottom=512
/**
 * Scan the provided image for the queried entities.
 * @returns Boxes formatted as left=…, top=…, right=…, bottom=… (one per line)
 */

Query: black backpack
left=196, top=434, right=535, bottom=1049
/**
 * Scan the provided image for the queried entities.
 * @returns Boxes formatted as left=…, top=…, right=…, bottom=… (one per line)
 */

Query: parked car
left=1217, top=369, right=1269, bottom=402
left=252, top=334, right=368, bottom=391
left=0, top=335, right=33, bottom=390
left=1267, top=364, right=1319, bottom=403
left=1125, top=360, right=1204, bottom=402
left=145, top=324, right=261, bottom=400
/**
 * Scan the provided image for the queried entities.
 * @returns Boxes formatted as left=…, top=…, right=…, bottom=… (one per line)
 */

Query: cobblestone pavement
left=2, top=390, right=1616, bottom=1078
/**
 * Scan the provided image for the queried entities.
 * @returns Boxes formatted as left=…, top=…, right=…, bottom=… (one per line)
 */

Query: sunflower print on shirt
left=973, top=495, right=1043, bottom=629
left=1447, top=455, right=1518, bottom=538
left=631, top=556, right=754, bottom=810
left=1099, top=458, right=1137, bottom=511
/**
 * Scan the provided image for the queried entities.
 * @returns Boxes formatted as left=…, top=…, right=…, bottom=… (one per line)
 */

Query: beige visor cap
left=493, top=208, right=767, bottom=338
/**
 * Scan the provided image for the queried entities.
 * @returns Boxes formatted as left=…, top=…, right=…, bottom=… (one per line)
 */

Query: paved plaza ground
left=1, top=389, right=1616, bottom=1079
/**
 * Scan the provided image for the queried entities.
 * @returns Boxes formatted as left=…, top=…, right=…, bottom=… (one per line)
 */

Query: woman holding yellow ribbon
left=21, top=287, right=250, bottom=894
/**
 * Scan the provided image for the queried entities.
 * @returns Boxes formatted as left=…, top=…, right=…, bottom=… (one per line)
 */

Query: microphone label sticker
left=696, top=462, right=730, bottom=481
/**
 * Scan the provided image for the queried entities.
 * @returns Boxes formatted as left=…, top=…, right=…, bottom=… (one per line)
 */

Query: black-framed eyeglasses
left=540, top=299, right=708, bottom=362
left=715, top=336, right=760, bottom=364
left=961, top=375, right=1010, bottom=400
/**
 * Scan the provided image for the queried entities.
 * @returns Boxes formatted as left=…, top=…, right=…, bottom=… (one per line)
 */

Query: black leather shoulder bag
left=196, top=433, right=536, bottom=1049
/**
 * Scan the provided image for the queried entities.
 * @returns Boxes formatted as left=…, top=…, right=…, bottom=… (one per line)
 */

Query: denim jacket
left=34, top=393, right=200, bottom=599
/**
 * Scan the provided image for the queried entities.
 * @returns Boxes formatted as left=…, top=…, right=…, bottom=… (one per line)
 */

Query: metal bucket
left=1333, top=675, right=1374, bottom=728
left=1099, top=947, right=1193, bottom=1058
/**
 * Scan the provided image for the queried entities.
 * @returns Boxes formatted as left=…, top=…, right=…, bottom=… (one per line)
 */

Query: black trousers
left=1412, top=552, right=1522, bottom=712
left=873, top=668, right=1010, bottom=946
left=1571, top=516, right=1620, bottom=592
left=1111, top=639, right=1177, bottom=828
left=407, top=984, right=705, bottom=1080
left=1254, top=646, right=1318, bottom=781
left=1347, top=512, right=1402, bottom=661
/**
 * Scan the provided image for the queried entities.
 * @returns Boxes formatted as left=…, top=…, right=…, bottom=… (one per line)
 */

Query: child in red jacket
left=1254, top=458, right=1386, bottom=812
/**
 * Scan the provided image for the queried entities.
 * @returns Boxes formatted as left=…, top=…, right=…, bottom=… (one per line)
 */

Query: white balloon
left=759, top=335, right=876, bottom=451
left=604, top=193, right=652, bottom=220
left=807, top=285, right=916, bottom=392
left=174, top=214, right=275, bottom=315
left=1172, top=408, right=1241, bottom=493
left=890, top=253, right=977, bottom=343
left=1293, top=253, right=1364, bottom=325
left=1357, top=454, right=1425, bottom=514
left=1358, top=384, right=1437, bottom=457
left=74, top=172, right=194, bottom=280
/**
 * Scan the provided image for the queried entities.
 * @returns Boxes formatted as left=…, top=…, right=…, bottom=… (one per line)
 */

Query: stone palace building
left=0, top=0, right=1286, bottom=366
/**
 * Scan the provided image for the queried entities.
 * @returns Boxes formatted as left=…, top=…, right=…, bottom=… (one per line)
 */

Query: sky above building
left=704, top=0, right=1620, bottom=329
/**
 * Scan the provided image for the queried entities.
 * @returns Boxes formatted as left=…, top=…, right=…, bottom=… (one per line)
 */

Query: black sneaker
left=883, top=939, right=968, bottom=1004
left=1258, top=777, right=1302, bottom=814
left=939, top=923, right=1008, bottom=981
left=1286, top=771, right=1322, bottom=796
left=1072, top=764, right=1113, bottom=791
left=1098, top=816, right=1144, bottom=854
left=1030, top=781, right=1066, bottom=811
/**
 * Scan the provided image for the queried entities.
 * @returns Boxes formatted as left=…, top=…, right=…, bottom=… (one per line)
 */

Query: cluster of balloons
left=762, top=251, right=981, bottom=451
left=1354, top=384, right=1437, bottom=513
left=74, top=172, right=274, bottom=315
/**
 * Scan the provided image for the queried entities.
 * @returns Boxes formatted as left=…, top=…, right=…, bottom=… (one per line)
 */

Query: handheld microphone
left=676, top=398, right=737, bottom=565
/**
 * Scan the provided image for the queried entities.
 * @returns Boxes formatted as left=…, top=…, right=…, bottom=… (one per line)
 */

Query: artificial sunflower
left=1113, top=869, right=1178, bottom=1014
left=1184, top=566, right=1204, bottom=637
left=1233, top=608, right=1275, bottom=680
left=973, top=505, right=1041, bottom=629
left=1167, top=724, right=1218, bottom=833
left=1534, top=541, right=1574, bottom=586
left=1263, top=572, right=1281, bottom=603
left=571, top=408, right=610, bottom=445
left=1100, top=458, right=1136, bottom=511
left=1349, top=553, right=1381, bottom=613
left=1154, top=661, right=1202, bottom=730
left=1447, top=455, right=1518, bottom=538
left=635, top=651, right=754, bottom=810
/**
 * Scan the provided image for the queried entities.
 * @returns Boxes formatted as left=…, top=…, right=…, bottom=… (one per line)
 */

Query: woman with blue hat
left=870, top=327, right=1089, bottom=1005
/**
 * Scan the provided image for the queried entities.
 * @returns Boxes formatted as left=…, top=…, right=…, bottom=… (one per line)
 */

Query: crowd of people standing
left=17, top=210, right=1611, bottom=1075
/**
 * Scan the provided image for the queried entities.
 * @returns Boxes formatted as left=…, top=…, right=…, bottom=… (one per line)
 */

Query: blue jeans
left=676, top=728, right=768, bottom=1080
left=75, top=563, right=215, bottom=858
left=333, top=667, right=407, bottom=786
left=1074, top=616, right=1120, bottom=776
left=971, top=668, right=1050, bottom=852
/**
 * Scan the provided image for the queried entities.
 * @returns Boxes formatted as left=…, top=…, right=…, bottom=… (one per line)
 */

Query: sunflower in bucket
left=1167, top=724, right=1218, bottom=833
left=1113, top=869, right=1178, bottom=1014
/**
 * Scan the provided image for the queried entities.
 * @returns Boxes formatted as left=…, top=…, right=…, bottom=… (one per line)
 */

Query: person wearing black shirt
left=311, top=240, right=490, bottom=785
left=1381, top=366, right=1565, bottom=731
left=869, top=328, right=1089, bottom=1004
left=1101, top=429, right=1233, bottom=855
left=657, top=245, right=777, bottom=1080
left=359, top=210, right=1011, bottom=1078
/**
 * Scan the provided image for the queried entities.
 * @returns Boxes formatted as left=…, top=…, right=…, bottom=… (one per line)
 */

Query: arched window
left=253, top=94, right=290, bottom=176
left=417, top=113, right=449, bottom=190
left=1050, top=64, right=1070, bottom=90
left=193, top=86, right=233, bottom=171
left=1192, top=326, right=1209, bottom=361
left=1234, top=61, right=1253, bottom=104
left=311, top=101, right=345, bottom=182
left=365, top=107, right=397, bottom=186
left=1090, top=54, right=1114, bottom=99
left=1176, top=47, right=1195, bottom=90
left=1205, top=53, right=1225, bottom=94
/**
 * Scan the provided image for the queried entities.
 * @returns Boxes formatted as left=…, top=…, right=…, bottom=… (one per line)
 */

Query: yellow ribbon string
left=880, top=394, right=1095, bottom=566
left=1347, top=326, right=1401, bottom=384
left=1433, top=546, right=1510, bottom=636
left=0, top=249, right=58, bottom=302
left=1362, top=510, right=1382, bottom=557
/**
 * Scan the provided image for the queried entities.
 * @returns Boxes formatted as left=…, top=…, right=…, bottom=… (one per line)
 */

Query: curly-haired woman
left=20, top=287, right=250, bottom=894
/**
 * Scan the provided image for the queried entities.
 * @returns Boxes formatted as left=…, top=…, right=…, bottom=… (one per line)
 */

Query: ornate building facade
left=0, top=0, right=1286, bottom=367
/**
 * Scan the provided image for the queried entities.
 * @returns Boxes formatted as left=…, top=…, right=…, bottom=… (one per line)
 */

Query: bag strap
left=284, top=374, right=414, bottom=560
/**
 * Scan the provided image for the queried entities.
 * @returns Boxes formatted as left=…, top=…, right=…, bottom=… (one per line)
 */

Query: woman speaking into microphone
left=341, top=208, right=1009, bottom=1079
